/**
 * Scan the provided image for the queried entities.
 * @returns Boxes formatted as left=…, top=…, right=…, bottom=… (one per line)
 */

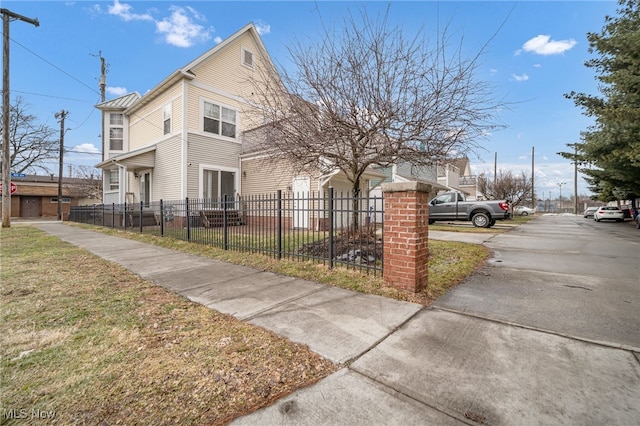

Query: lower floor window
left=203, top=169, right=236, bottom=200
left=108, top=170, right=119, bottom=191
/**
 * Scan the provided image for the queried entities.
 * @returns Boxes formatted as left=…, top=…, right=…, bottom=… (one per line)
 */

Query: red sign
left=0, top=182, right=17, bottom=194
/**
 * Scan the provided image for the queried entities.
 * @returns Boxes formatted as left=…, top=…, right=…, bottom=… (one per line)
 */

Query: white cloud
left=511, top=74, right=529, bottom=82
left=156, top=5, right=213, bottom=47
left=108, top=0, right=153, bottom=22
left=214, top=36, right=223, bottom=44
left=522, top=34, right=577, bottom=55
left=254, top=20, right=271, bottom=35
left=72, top=143, right=101, bottom=154
left=543, top=156, right=549, bottom=161
left=107, top=86, right=128, bottom=96
left=533, top=64, right=542, bottom=68
left=518, top=155, right=527, bottom=160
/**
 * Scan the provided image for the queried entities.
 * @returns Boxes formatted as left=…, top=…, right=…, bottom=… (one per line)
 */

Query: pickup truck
left=428, top=192, right=510, bottom=228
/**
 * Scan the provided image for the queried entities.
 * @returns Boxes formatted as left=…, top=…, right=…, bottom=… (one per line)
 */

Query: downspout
left=181, top=80, right=189, bottom=199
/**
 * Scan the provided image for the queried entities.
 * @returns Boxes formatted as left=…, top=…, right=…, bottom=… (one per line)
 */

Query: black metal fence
left=69, top=188, right=383, bottom=275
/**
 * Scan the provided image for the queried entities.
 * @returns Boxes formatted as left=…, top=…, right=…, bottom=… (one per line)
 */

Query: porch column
left=382, top=181, right=431, bottom=293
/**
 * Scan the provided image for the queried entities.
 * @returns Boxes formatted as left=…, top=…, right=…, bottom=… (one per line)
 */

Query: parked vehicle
left=583, top=207, right=598, bottom=218
left=428, top=192, right=510, bottom=228
left=593, top=206, right=624, bottom=222
left=514, top=206, right=536, bottom=216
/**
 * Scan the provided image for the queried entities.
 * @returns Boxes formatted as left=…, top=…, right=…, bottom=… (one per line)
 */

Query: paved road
left=436, top=215, right=640, bottom=349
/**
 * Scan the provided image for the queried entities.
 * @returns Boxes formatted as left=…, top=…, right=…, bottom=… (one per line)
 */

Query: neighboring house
left=436, top=157, right=482, bottom=199
left=95, top=23, right=386, bottom=230
left=367, top=162, right=446, bottom=222
left=0, top=174, right=101, bottom=218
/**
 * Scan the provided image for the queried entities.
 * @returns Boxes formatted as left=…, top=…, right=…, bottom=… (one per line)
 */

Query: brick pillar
left=382, top=182, right=431, bottom=293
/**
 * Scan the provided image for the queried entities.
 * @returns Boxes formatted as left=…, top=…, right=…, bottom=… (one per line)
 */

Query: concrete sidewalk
left=34, top=222, right=640, bottom=425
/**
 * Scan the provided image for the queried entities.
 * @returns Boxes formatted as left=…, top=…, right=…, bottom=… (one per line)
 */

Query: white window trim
left=108, top=113, right=124, bottom=151
left=199, top=98, right=239, bottom=141
left=163, top=104, right=172, bottom=135
left=198, top=163, right=240, bottom=200
left=241, top=47, right=254, bottom=69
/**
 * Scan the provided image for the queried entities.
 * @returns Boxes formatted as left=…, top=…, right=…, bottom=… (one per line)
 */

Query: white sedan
left=593, top=206, right=624, bottom=222
left=514, top=206, right=536, bottom=216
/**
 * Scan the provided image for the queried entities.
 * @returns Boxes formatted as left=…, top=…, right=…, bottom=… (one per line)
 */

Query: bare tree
left=478, top=169, right=533, bottom=206
left=0, top=97, right=59, bottom=174
left=66, top=166, right=103, bottom=203
left=245, top=9, right=504, bottom=231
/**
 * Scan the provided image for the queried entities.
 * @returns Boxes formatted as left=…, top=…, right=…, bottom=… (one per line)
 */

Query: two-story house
left=96, top=23, right=274, bottom=208
left=95, top=23, right=387, bottom=229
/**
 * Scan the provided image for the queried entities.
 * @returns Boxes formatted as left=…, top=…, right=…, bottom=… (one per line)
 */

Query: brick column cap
left=381, top=181, right=432, bottom=194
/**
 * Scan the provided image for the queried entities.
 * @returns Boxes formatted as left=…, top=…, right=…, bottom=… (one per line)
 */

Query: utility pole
left=573, top=144, right=578, bottom=215
left=55, top=110, right=68, bottom=221
left=531, top=146, right=535, bottom=207
left=1, top=8, right=39, bottom=228
left=558, top=182, right=566, bottom=212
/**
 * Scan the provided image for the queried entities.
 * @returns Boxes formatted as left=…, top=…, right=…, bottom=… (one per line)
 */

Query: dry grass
left=0, top=221, right=494, bottom=424
left=0, top=227, right=336, bottom=425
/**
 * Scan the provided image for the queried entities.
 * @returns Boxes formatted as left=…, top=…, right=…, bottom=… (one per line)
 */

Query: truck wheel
left=428, top=219, right=435, bottom=225
left=472, top=213, right=491, bottom=228
left=521, top=211, right=528, bottom=216
left=489, top=219, right=496, bottom=227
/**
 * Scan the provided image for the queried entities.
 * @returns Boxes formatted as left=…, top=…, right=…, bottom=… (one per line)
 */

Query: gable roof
left=125, top=22, right=276, bottom=116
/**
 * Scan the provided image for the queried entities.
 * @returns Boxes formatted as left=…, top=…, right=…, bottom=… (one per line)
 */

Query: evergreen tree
left=565, top=0, right=640, bottom=202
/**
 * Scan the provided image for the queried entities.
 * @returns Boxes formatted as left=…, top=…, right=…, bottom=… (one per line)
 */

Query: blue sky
left=3, top=0, right=619, bottom=198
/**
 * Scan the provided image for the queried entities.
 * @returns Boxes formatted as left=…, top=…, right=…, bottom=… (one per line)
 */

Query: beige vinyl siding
left=154, top=136, right=182, bottom=201
left=129, top=85, right=183, bottom=150
left=189, top=32, right=260, bottom=98
left=186, top=133, right=242, bottom=199
left=186, top=85, right=245, bottom=135
left=241, top=158, right=298, bottom=196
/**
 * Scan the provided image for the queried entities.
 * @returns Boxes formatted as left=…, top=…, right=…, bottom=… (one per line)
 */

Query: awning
left=96, top=145, right=156, bottom=170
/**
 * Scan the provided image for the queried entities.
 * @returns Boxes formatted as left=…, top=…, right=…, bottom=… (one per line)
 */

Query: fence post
left=382, top=182, right=431, bottom=293
left=112, top=203, right=115, bottom=228
left=186, top=198, right=191, bottom=242
left=328, top=187, right=334, bottom=269
left=276, top=190, right=282, bottom=260
left=139, top=201, right=143, bottom=233
left=160, top=199, right=164, bottom=236
left=92, top=204, right=96, bottom=226
left=223, top=194, right=229, bottom=250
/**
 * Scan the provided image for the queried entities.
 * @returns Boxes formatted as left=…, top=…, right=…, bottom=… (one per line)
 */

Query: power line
left=9, top=35, right=100, bottom=96
left=6, top=89, right=94, bottom=103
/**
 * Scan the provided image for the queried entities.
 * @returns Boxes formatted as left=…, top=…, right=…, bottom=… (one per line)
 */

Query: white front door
left=292, top=177, right=310, bottom=229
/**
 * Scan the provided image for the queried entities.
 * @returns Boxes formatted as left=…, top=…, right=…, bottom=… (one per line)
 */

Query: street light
left=557, top=182, right=566, bottom=212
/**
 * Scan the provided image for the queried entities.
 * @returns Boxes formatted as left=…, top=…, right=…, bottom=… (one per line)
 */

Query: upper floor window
left=110, top=113, right=123, bottom=126
left=109, top=128, right=123, bottom=151
left=109, top=113, right=124, bottom=150
left=242, top=47, right=254, bottom=68
left=163, top=104, right=171, bottom=135
left=203, top=101, right=236, bottom=138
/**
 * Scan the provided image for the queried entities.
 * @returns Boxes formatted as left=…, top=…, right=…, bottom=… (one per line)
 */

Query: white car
left=593, top=206, right=624, bottom=222
left=514, top=206, right=536, bottom=216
